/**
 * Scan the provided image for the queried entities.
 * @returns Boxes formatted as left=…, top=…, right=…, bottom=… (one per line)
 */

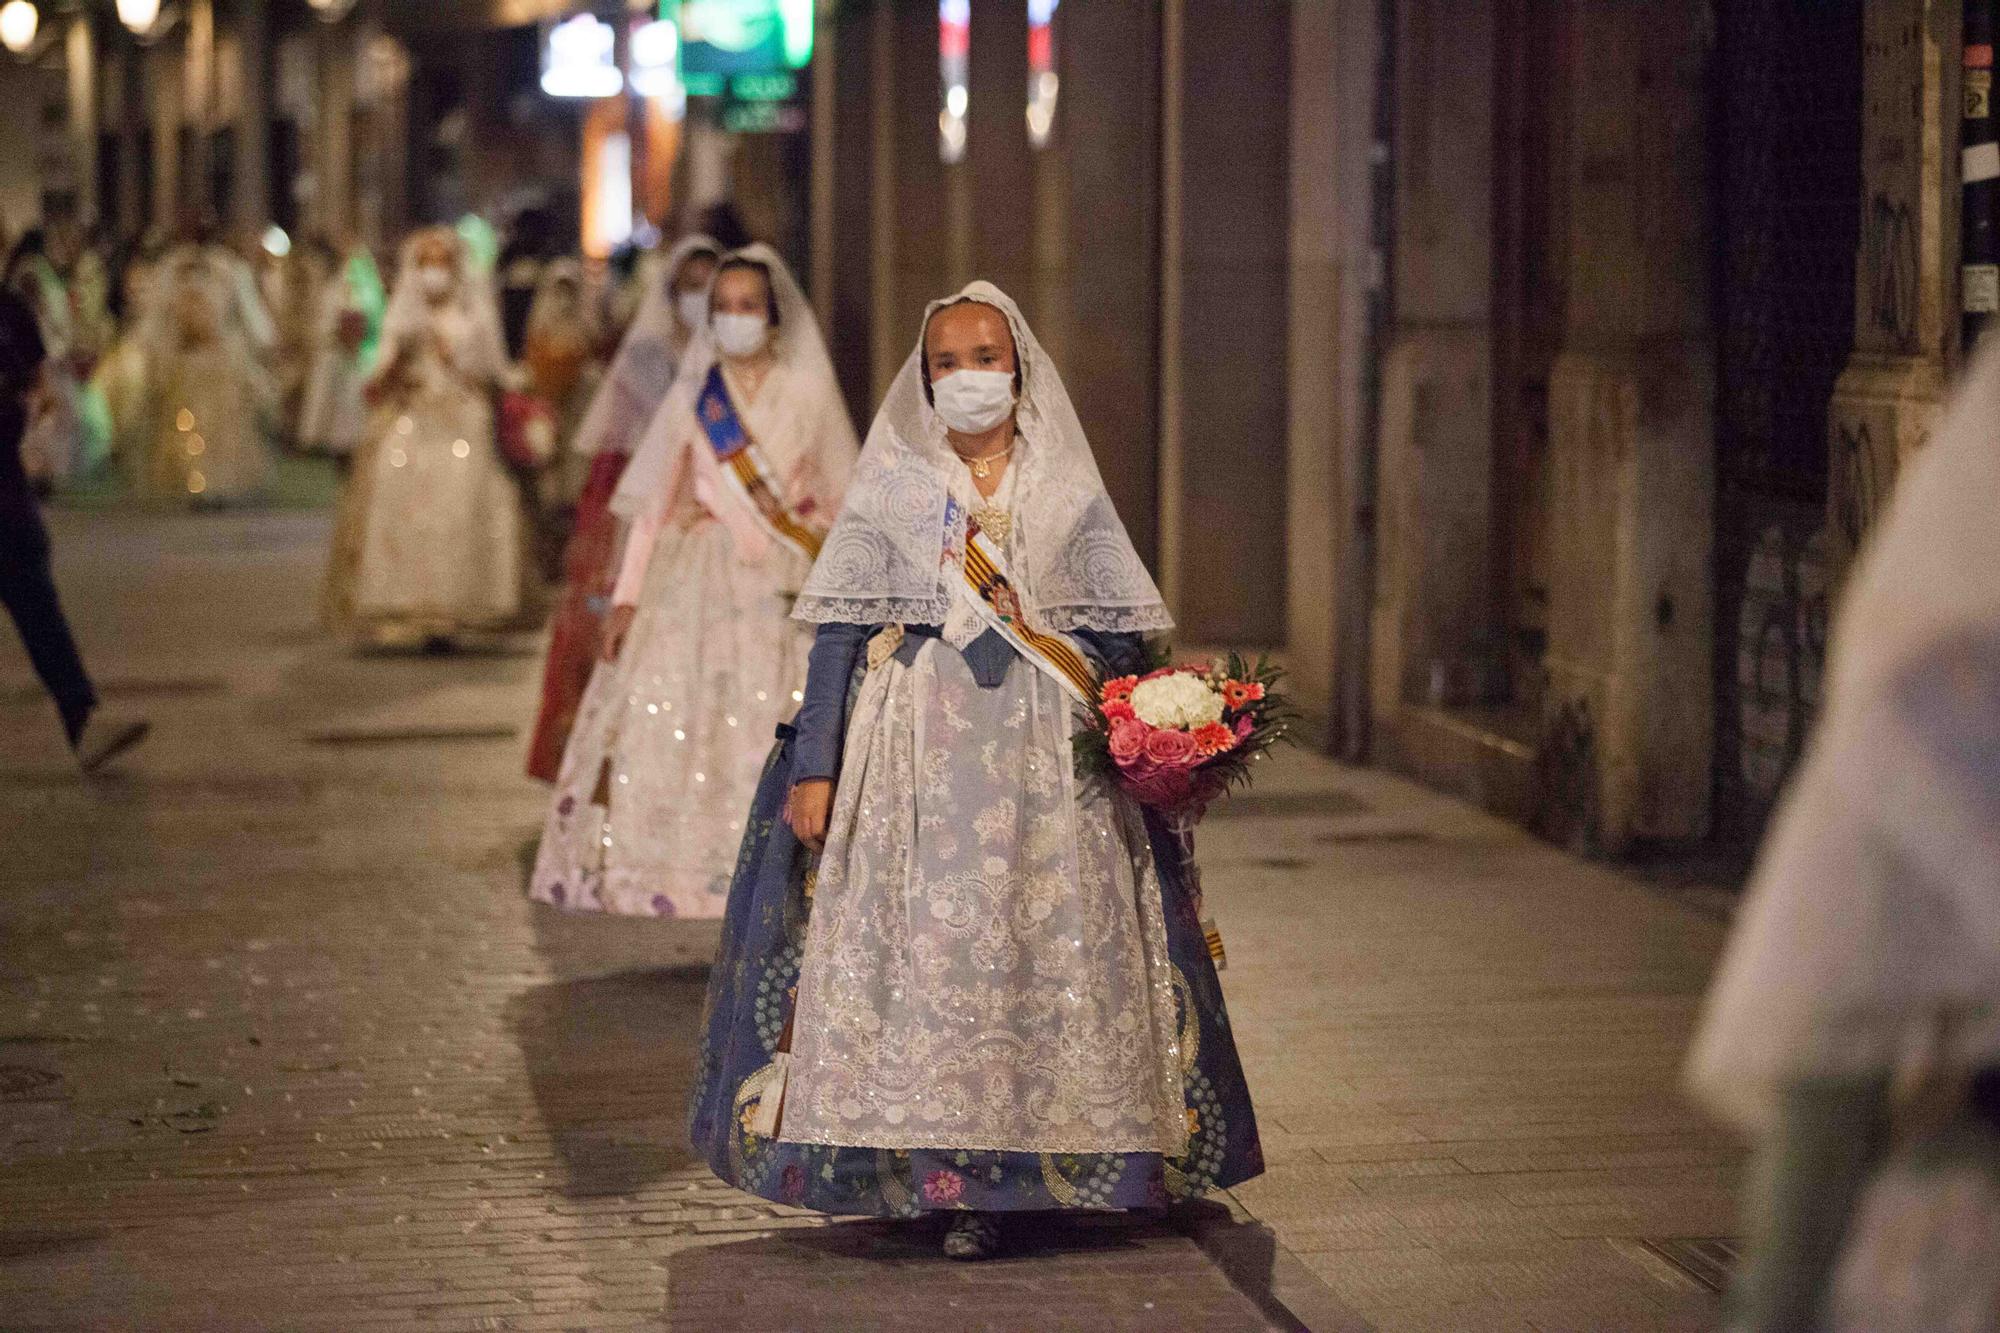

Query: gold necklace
left=959, top=441, right=1015, bottom=479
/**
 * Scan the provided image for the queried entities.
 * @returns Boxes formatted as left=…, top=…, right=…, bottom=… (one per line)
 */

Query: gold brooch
left=867, top=623, right=905, bottom=670
left=970, top=505, right=1012, bottom=548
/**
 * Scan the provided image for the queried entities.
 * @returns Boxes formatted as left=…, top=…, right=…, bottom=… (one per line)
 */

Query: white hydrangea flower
left=1129, top=672, right=1225, bottom=730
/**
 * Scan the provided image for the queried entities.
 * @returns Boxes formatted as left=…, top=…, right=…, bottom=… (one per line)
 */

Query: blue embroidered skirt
left=688, top=725, right=1265, bottom=1216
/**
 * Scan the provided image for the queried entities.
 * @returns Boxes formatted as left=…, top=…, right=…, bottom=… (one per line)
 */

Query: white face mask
left=711, top=311, right=770, bottom=360
left=675, top=290, right=708, bottom=333
left=932, top=368, right=1017, bottom=435
left=418, top=264, right=454, bottom=299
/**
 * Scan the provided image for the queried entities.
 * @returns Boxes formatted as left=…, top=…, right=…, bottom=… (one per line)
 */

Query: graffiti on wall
left=1862, top=191, right=1918, bottom=346
left=1734, top=524, right=1830, bottom=804
left=1831, top=415, right=1882, bottom=551
left=1534, top=694, right=1599, bottom=853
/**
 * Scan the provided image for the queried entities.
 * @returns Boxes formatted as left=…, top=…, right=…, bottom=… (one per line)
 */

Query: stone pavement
left=0, top=509, right=1742, bottom=1331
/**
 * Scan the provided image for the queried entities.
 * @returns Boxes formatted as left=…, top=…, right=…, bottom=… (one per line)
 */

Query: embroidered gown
left=524, top=235, right=717, bottom=782
left=688, top=282, right=1262, bottom=1215
left=120, top=251, right=278, bottom=505
left=322, top=236, right=523, bottom=640
left=530, top=246, right=857, bottom=918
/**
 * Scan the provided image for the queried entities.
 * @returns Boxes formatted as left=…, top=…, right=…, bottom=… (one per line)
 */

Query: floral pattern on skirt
left=529, top=518, right=812, bottom=918
left=687, top=721, right=1264, bottom=1215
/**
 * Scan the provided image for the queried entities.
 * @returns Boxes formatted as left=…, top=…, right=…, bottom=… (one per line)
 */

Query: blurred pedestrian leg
left=2, top=289, right=148, bottom=773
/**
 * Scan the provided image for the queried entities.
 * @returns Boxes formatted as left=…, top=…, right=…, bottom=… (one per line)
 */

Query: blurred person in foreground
left=1687, top=339, right=2000, bottom=1330
left=0, top=290, right=148, bottom=771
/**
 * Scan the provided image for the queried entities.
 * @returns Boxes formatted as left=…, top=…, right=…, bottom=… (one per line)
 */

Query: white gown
left=529, top=360, right=851, bottom=918
left=328, top=305, right=522, bottom=637
left=780, top=465, right=1186, bottom=1157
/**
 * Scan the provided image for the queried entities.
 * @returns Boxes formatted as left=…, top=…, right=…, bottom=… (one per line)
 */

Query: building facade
left=3, top=0, right=1973, bottom=863
left=808, top=0, right=1969, bottom=863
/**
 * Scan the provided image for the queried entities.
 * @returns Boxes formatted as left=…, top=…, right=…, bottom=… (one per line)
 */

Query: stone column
left=66, top=17, right=99, bottom=228
left=1539, top=0, right=1714, bottom=850
left=1369, top=0, right=1498, bottom=725
left=314, top=19, right=354, bottom=240
left=866, top=3, right=902, bottom=400
left=1156, top=0, right=1186, bottom=604
left=808, top=0, right=837, bottom=325
left=965, top=0, right=1031, bottom=300
left=149, top=40, right=181, bottom=233
left=231, top=0, right=271, bottom=238
left=1826, top=0, right=1961, bottom=568
left=118, top=43, right=145, bottom=237
left=1166, top=0, right=1290, bottom=645
left=184, top=0, right=214, bottom=223
left=1286, top=0, right=1378, bottom=727
left=1056, top=0, right=1160, bottom=561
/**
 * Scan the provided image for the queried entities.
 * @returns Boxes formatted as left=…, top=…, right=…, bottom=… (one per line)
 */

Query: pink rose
left=1144, top=727, right=1202, bottom=769
left=1108, top=718, right=1150, bottom=764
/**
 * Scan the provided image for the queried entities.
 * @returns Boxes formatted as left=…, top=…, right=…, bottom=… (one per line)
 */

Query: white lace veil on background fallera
left=138, top=246, right=273, bottom=369
left=570, top=233, right=717, bottom=459
left=524, top=256, right=597, bottom=345
left=609, top=242, right=843, bottom=521
left=794, top=280, right=1172, bottom=635
left=377, top=226, right=509, bottom=385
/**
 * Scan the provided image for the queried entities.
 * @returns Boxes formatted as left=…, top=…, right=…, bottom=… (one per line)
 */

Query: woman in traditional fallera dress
left=297, top=244, right=386, bottom=461
left=1687, top=337, right=2000, bottom=1332
left=116, top=247, right=278, bottom=506
left=529, top=245, right=856, bottom=917
left=688, top=283, right=1262, bottom=1259
left=322, top=227, right=523, bottom=645
left=524, top=234, right=719, bottom=783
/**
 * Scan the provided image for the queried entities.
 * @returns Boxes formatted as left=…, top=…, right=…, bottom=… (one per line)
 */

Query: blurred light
left=629, top=17, right=685, bottom=113
left=938, top=0, right=968, bottom=165
left=586, top=131, right=633, bottom=257
left=777, top=0, right=811, bottom=68
left=542, top=14, right=623, bottom=99
left=261, top=225, right=291, bottom=258
left=1027, top=0, right=1058, bottom=149
left=116, top=0, right=160, bottom=35
left=0, top=0, right=36, bottom=54
left=306, top=0, right=356, bottom=20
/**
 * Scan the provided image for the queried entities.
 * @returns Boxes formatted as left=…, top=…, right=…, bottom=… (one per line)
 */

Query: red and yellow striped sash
left=960, top=531, right=1098, bottom=704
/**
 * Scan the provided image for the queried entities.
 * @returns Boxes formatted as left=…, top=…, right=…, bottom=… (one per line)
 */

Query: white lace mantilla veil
left=137, top=247, right=271, bottom=368
left=1686, top=336, right=2000, bottom=1135
left=570, top=234, right=717, bottom=460
left=376, top=227, right=508, bottom=384
left=793, top=280, right=1172, bottom=635
left=609, top=242, right=842, bottom=521
left=524, top=256, right=596, bottom=345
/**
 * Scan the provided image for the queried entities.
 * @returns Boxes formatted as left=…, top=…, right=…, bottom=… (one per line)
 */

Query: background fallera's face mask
left=676, top=291, right=708, bottom=333
left=712, top=311, right=770, bottom=359
left=932, top=368, right=1017, bottom=435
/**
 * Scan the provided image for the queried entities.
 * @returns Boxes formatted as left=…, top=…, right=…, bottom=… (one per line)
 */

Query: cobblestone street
left=1, top=510, right=1742, bottom=1331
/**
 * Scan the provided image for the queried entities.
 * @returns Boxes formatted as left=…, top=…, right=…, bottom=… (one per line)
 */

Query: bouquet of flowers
left=497, top=388, right=558, bottom=473
left=1074, top=653, right=1292, bottom=824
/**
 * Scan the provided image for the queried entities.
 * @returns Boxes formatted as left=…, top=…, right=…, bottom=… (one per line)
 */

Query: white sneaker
left=74, top=715, right=151, bottom=774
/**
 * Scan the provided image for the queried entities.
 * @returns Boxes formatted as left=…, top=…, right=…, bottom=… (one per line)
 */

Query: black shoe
left=74, top=715, right=151, bottom=774
left=941, top=1212, right=1003, bottom=1261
